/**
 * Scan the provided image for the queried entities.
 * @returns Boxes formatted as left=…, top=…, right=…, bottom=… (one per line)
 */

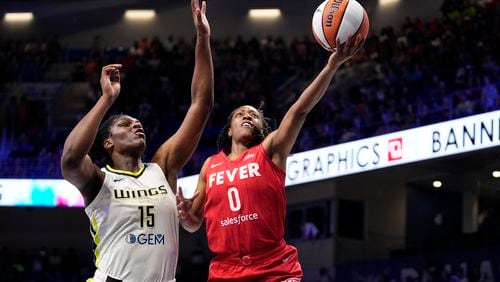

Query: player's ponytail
left=255, top=101, right=274, bottom=144
left=216, top=123, right=231, bottom=154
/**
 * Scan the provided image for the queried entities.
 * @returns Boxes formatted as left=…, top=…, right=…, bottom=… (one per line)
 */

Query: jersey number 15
left=138, top=205, right=155, bottom=228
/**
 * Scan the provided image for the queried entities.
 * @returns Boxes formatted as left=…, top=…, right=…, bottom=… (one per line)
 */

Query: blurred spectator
left=318, top=267, right=334, bottom=282
left=481, top=75, right=499, bottom=111
left=4, top=96, right=18, bottom=138
left=302, top=221, right=320, bottom=240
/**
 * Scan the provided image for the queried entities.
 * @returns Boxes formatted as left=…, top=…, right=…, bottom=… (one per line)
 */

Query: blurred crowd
left=0, top=0, right=498, bottom=179
left=2, top=243, right=500, bottom=282
left=0, top=246, right=209, bottom=282
left=0, top=247, right=92, bottom=282
left=0, top=0, right=499, bottom=281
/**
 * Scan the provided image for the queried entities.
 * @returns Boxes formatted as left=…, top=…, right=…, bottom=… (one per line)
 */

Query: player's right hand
left=176, top=186, right=200, bottom=220
left=100, top=64, right=122, bottom=101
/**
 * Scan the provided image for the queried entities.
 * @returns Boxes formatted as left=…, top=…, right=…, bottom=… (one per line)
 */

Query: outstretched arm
left=262, top=36, right=365, bottom=169
left=61, top=64, right=122, bottom=204
left=152, top=0, right=214, bottom=190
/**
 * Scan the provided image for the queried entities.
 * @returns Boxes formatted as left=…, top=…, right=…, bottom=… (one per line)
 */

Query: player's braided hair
left=89, top=114, right=124, bottom=166
left=216, top=102, right=274, bottom=154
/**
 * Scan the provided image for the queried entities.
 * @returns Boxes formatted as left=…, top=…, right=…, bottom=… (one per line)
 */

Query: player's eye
left=118, top=120, right=131, bottom=127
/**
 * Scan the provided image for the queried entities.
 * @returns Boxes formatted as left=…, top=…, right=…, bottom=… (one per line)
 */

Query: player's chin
left=134, top=134, right=146, bottom=142
left=133, top=140, right=147, bottom=151
left=241, top=130, right=255, bottom=139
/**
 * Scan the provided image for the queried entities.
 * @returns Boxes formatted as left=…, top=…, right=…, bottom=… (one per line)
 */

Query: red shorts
left=208, top=241, right=303, bottom=282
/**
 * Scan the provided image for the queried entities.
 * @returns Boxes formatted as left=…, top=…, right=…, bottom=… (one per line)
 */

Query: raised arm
left=152, top=0, right=214, bottom=189
left=262, top=36, right=365, bottom=169
left=61, top=64, right=122, bottom=204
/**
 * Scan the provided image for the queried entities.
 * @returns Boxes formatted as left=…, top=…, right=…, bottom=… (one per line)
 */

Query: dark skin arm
left=176, top=157, right=210, bottom=233
left=151, top=0, right=213, bottom=191
left=262, top=36, right=365, bottom=169
left=60, top=64, right=122, bottom=205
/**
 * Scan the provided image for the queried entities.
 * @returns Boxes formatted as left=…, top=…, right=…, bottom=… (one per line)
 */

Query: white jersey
left=85, top=163, right=178, bottom=282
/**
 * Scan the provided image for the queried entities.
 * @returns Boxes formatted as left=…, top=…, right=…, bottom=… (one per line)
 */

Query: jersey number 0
left=227, top=187, right=241, bottom=211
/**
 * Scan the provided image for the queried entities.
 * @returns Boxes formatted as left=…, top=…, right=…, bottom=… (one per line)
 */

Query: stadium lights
left=248, top=9, right=282, bottom=20
left=432, top=180, right=442, bottom=189
left=4, top=12, right=34, bottom=23
left=492, top=171, right=500, bottom=178
left=124, top=10, right=156, bottom=21
left=379, top=0, right=400, bottom=7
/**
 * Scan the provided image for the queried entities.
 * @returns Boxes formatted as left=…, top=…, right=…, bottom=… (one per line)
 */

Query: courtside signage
left=286, top=110, right=500, bottom=186
left=0, top=174, right=200, bottom=207
left=1, top=111, right=499, bottom=206
left=0, top=179, right=84, bottom=207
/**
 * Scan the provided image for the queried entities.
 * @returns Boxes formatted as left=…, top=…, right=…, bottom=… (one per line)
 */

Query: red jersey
left=204, top=144, right=286, bottom=256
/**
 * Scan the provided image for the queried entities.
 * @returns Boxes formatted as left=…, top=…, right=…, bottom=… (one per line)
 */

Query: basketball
left=312, top=0, right=369, bottom=51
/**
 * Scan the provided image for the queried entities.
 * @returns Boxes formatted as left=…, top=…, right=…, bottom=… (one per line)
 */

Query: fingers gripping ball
left=312, top=0, right=369, bottom=51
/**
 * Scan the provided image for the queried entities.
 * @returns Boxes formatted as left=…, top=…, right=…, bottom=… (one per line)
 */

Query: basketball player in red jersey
left=177, top=35, right=364, bottom=281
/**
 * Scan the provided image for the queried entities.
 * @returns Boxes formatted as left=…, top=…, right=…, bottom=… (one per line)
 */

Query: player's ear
left=104, top=138, right=113, bottom=150
left=228, top=128, right=232, bottom=138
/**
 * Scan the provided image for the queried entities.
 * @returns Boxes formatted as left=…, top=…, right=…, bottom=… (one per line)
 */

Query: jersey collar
left=105, top=163, right=146, bottom=178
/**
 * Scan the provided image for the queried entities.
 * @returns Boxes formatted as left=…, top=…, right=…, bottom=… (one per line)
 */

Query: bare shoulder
left=261, top=130, right=278, bottom=156
left=201, top=156, right=213, bottom=171
left=79, top=165, right=106, bottom=206
left=151, top=138, right=172, bottom=162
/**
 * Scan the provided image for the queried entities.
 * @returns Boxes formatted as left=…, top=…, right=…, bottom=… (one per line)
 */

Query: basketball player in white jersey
left=60, top=1, right=213, bottom=281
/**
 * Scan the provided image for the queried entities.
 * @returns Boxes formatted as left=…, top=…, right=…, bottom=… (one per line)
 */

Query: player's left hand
left=192, top=0, right=210, bottom=37
left=329, top=34, right=365, bottom=67
left=176, top=187, right=200, bottom=220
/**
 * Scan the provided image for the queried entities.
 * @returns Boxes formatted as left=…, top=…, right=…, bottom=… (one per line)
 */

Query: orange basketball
left=312, top=0, right=369, bottom=51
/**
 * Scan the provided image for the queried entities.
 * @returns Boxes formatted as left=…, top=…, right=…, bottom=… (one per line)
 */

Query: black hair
left=216, top=101, right=274, bottom=154
left=89, top=114, right=124, bottom=166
